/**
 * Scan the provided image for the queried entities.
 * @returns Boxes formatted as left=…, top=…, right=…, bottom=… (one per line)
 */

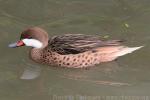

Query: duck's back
left=48, top=34, right=122, bottom=54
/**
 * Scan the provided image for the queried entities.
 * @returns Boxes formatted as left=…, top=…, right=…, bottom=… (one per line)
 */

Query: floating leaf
left=124, top=23, right=129, bottom=28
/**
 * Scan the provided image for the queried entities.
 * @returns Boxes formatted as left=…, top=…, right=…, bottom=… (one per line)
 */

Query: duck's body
left=9, top=27, right=143, bottom=68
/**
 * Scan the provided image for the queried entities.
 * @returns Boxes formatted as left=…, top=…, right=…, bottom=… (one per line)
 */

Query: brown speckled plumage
left=10, top=27, right=143, bottom=68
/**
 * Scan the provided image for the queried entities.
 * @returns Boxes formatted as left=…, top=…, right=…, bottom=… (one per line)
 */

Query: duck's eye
left=21, top=34, right=30, bottom=39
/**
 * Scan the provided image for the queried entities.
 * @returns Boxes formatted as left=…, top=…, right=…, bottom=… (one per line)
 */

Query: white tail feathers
left=114, top=46, right=144, bottom=57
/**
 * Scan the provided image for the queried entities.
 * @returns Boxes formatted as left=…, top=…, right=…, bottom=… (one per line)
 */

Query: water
left=0, top=0, right=150, bottom=99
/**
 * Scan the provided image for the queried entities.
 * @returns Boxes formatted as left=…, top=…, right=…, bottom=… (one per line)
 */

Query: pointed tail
left=114, top=46, right=144, bottom=57
left=96, top=46, right=143, bottom=62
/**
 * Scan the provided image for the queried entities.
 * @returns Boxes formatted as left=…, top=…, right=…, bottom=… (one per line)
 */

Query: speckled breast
left=41, top=48, right=101, bottom=68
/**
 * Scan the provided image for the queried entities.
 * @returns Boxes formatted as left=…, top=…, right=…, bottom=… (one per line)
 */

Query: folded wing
left=48, top=34, right=123, bottom=55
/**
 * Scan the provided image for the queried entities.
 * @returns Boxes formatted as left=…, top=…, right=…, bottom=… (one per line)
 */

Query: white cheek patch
left=22, top=39, right=43, bottom=48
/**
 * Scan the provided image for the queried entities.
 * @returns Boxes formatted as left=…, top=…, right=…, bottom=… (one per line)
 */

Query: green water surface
left=0, top=0, right=150, bottom=100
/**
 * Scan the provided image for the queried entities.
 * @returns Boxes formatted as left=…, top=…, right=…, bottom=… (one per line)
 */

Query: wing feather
left=48, top=34, right=123, bottom=55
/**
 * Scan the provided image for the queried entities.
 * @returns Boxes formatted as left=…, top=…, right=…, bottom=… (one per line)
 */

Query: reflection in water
left=59, top=62, right=131, bottom=87
left=60, top=75, right=131, bottom=87
left=20, top=60, right=41, bottom=80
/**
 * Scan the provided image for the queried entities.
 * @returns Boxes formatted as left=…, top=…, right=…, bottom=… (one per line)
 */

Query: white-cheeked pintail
left=9, top=27, right=143, bottom=68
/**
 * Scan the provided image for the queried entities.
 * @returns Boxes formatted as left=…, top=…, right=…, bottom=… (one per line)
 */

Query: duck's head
left=9, top=27, right=49, bottom=49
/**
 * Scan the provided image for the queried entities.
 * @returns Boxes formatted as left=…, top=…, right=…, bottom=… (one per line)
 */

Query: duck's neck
left=29, top=48, right=44, bottom=64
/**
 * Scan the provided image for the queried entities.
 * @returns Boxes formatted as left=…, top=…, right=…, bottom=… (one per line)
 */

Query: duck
left=9, top=27, right=143, bottom=68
